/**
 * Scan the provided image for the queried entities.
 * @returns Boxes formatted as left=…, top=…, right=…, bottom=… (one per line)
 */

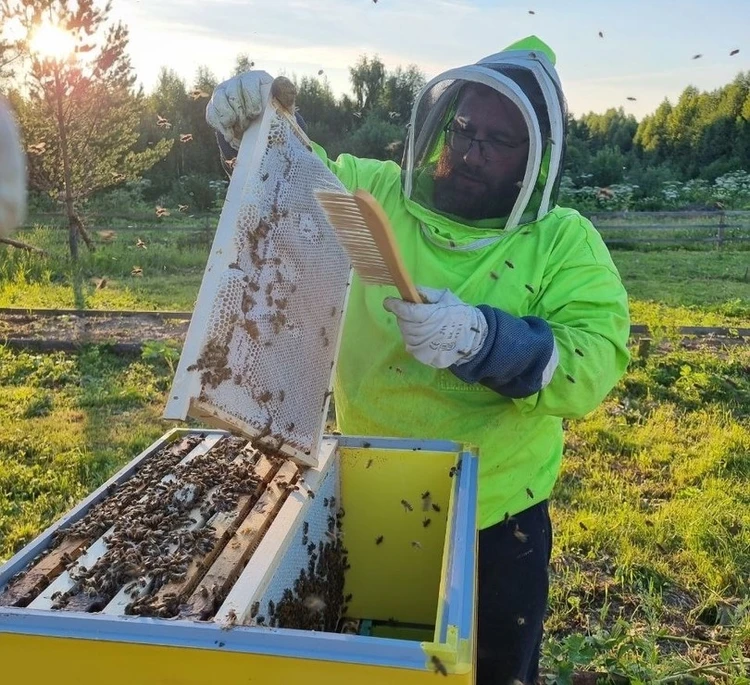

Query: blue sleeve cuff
left=449, top=305, right=555, bottom=398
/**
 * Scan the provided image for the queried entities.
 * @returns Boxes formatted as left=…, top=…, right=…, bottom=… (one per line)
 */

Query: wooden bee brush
left=314, top=188, right=421, bottom=303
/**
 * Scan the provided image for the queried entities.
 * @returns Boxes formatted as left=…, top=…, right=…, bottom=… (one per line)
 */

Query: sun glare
left=29, top=21, right=76, bottom=62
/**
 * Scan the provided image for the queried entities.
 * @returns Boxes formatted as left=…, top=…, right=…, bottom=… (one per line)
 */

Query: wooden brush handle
left=352, top=190, right=422, bottom=303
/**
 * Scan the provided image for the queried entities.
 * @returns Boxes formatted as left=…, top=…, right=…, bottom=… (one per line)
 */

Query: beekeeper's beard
left=432, top=147, right=524, bottom=222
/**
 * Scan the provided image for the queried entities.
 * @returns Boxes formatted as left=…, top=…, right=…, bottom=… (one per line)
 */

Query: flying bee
left=131, top=266, right=143, bottom=276
left=318, top=69, right=324, bottom=76
left=423, top=518, right=431, bottom=528
left=489, top=271, right=499, bottom=280
left=366, top=459, right=373, bottom=469
left=598, top=31, right=604, bottom=38
left=179, top=133, right=193, bottom=143
left=411, top=541, right=422, bottom=550
left=189, top=89, right=210, bottom=100
left=156, top=115, right=171, bottom=129
left=136, top=238, right=146, bottom=249
left=178, top=204, right=189, bottom=212
left=400, top=499, right=413, bottom=512
left=526, top=487, right=534, bottom=499
left=513, top=526, right=528, bottom=543
left=730, top=49, right=740, bottom=56
left=250, top=601, right=260, bottom=618
left=692, top=54, right=702, bottom=60
left=376, top=535, right=384, bottom=545
left=626, top=96, right=637, bottom=101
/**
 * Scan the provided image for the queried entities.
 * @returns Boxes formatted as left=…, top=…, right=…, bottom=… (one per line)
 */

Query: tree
left=349, top=54, right=386, bottom=113
left=2, top=0, right=171, bottom=260
left=233, top=53, right=253, bottom=76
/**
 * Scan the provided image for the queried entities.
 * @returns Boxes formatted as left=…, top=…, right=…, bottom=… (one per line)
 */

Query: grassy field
left=3, top=225, right=750, bottom=327
left=1, top=224, right=749, bottom=682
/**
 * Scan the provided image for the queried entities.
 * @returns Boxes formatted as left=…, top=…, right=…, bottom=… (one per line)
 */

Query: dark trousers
left=477, top=500, right=553, bottom=685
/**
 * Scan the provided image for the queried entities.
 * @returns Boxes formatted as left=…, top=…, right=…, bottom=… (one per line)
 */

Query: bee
left=179, top=133, right=193, bottom=143
left=490, top=271, right=499, bottom=281
left=131, top=266, right=143, bottom=277
left=307, top=489, right=315, bottom=499
left=94, top=277, right=107, bottom=290
left=517, top=616, right=526, bottom=626
left=27, top=141, right=47, bottom=155
left=250, top=601, right=260, bottom=618
left=303, top=521, right=309, bottom=535
left=513, top=526, right=528, bottom=543
left=221, top=609, right=238, bottom=630
left=423, top=518, right=431, bottom=528
left=189, top=89, right=210, bottom=100
left=526, top=487, right=534, bottom=499
left=279, top=390, right=285, bottom=402
left=318, top=69, right=324, bottom=76
left=504, top=260, right=515, bottom=269
left=431, top=503, right=441, bottom=513
left=411, top=541, right=422, bottom=550
left=574, top=348, right=584, bottom=357
left=730, top=49, right=740, bottom=56
left=598, top=31, right=604, bottom=38
left=525, top=284, right=535, bottom=293
left=324, top=498, right=329, bottom=507
left=626, top=96, right=637, bottom=102
left=449, top=466, right=458, bottom=478
left=97, top=230, right=116, bottom=242
left=136, top=238, right=147, bottom=249
left=366, top=459, right=373, bottom=469
left=579, top=521, right=589, bottom=531
left=692, top=54, right=702, bottom=60
left=156, top=115, right=171, bottom=129
left=376, top=535, right=384, bottom=545
left=645, top=520, right=654, bottom=528
left=303, top=595, right=326, bottom=612
left=431, top=655, right=448, bottom=676
left=566, top=374, right=576, bottom=384
left=401, top=499, right=413, bottom=512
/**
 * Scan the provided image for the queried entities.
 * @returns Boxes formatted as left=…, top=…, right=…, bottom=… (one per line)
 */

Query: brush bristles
left=315, top=190, right=394, bottom=286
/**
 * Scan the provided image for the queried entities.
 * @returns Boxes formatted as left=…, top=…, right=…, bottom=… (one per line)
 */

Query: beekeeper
left=207, top=35, right=630, bottom=685
left=0, top=95, right=26, bottom=238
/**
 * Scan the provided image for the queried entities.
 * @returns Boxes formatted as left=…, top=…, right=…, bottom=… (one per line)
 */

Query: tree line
left=1, top=1, right=750, bottom=260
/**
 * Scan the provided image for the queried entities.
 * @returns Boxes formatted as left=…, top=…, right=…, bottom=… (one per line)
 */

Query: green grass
left=544, top=344, right=750, bottom=683
left=2, top=222, right=750, bottom=682
left=3, top=227, right=750, bottom=331
left=0, top=345, right=183, bottom=558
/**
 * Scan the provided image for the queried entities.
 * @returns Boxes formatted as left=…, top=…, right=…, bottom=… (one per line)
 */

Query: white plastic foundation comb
left=164, top=86, right=351, bottom=467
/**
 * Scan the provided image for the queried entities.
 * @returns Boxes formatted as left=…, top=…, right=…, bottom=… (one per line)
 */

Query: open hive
left=0, top=429, right=478, bottom=683
left=0, top=432, right=348, bottom=631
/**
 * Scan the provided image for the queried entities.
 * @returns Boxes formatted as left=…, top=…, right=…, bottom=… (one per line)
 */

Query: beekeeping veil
left=402, top=36, right=567, bottom=231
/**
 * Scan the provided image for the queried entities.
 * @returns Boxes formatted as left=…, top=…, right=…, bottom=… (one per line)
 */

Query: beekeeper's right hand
left=0, top=96, right=27, bottom=238
left=206, top=71, right=274, bottom=151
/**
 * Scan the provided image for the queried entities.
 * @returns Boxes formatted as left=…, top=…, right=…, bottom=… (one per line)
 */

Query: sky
left=110, top=0, right=750, bottom=120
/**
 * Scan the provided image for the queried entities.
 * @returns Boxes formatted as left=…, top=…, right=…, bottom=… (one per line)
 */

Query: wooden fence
left=17, top=209, right=750, bottom=248
left=585, top=210, right=750, bottom=248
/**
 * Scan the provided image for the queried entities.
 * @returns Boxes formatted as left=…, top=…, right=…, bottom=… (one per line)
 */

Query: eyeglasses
left=443, top=124, right=529, bottom=162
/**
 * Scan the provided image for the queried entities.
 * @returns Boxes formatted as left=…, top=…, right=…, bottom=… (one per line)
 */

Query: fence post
left=716, top=211, right=725, bottom=249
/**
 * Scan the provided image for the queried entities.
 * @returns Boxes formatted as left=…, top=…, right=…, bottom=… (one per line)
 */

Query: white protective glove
left=0, top=96, right=27, bottom=238
left=205, top=71, right=274, bottom=150
left=383, top=286, right=489, bottom=369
